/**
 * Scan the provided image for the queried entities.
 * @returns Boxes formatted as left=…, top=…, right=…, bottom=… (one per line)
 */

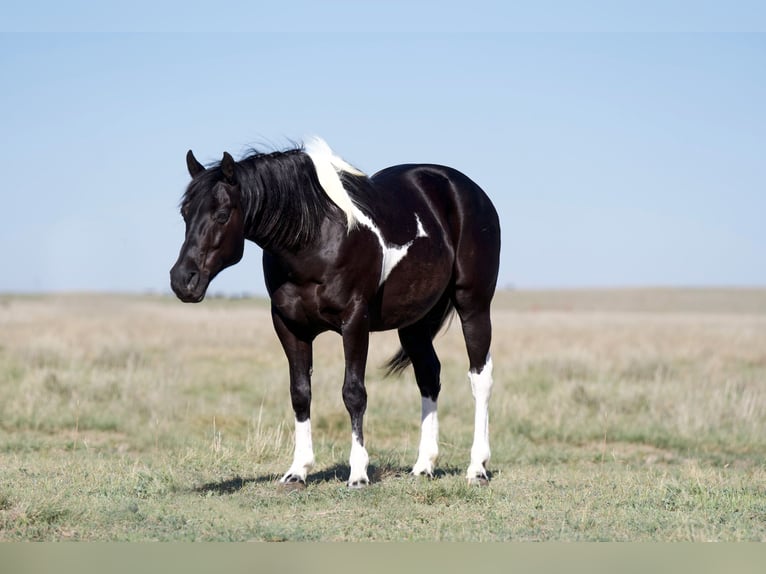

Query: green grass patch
left=0, top=292, right=764, bottom=540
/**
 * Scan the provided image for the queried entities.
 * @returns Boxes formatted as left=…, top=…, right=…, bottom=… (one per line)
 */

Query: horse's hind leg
left=398, top=322, right=442, bottom=477
left=455, top=299, right=494, bottom=485
left=451, top=189, right=500, bottom=484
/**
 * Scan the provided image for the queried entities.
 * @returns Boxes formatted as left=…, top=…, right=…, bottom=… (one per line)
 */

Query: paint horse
left=170, top=138, right=501, bottom=488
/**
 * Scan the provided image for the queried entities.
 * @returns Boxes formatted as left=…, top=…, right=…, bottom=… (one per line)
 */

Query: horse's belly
left=371, top=246, right=453, bottom=331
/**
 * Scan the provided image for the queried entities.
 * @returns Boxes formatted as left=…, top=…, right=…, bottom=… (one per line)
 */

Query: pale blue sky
left=1, top=4, right=765, bottom=294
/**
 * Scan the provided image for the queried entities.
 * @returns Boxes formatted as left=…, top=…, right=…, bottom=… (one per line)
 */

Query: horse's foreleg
left=272, top=310, right=315, bottom=488
left=341, top=303, right=371, bottom=489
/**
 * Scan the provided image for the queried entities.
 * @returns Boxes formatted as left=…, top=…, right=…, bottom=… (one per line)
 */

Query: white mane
left=304, top=136, right=366, bottom=230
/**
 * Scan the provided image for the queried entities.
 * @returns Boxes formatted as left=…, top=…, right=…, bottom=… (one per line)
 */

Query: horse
left=170, top=137, right=501, bottom=489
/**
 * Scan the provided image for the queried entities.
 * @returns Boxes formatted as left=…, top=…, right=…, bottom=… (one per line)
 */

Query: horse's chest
left=270, top=278, right=371, bottom=333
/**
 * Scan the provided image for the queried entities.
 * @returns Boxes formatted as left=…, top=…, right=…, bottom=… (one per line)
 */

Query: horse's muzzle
left=170, top=263, right=207, bottom=303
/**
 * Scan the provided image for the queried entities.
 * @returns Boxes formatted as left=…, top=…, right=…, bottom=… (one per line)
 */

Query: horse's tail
left=383, top=299, right=456, bottom=377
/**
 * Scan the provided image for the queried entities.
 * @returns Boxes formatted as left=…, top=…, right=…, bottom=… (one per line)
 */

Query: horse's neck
left=242, top=190, right=344, bottom=256
left=255, top=222, right=352, bottom=290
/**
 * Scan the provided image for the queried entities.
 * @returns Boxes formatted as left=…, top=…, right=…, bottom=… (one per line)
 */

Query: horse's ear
left=186, top=150, right=205, bottom=178
left=221, top=152, right=236, bottom=183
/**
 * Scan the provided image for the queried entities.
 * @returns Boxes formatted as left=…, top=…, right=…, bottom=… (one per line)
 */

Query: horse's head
left=170, top=151, right=246, bottom=302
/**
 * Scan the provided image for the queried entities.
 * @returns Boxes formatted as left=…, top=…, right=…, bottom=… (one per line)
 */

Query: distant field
left=0, top=289, right=764, bottom=541
left=494, top=287, right=766, bottom=314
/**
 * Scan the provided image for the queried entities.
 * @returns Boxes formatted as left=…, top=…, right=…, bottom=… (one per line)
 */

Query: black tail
left=383, top=299, right=456, bottom=376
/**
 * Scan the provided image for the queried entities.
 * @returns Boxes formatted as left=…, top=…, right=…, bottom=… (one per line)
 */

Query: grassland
left=0, top=289, right=764, bottom=541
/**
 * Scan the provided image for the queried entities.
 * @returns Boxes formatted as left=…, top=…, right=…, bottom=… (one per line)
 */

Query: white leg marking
left=412, top=397, right=439, bottom=477
left=280, top=418, right=314, bottom=483
left=467, top=355, right=493, bottom=481
left=348, top=432, right=370, bottom=487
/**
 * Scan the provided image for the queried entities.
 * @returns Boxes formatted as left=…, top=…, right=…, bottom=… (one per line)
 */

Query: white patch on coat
left=415, top=214, right=427, bottom=238
left=304, top=137, right=430, bottom=285
left=466, top=355, right=493, bottom=480
left=280, top=418, right=315, bottom=483
left=348, top=432, right=370, bottom=486
left=412, top=397, right=439, bottom=476
left=351, top=207, right=429, bottom=286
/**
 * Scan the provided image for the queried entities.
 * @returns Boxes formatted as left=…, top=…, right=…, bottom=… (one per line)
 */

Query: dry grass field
left=0, top=288, right=764, bottom=541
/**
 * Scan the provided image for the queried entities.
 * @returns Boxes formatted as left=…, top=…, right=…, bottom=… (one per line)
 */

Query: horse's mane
left=181, top=141, right=371, bottom=251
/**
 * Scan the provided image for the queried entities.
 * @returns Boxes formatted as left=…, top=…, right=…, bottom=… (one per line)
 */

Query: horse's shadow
left=192, top=462, right=468, bottom=495
left=192, top=474, right=272, bottom=495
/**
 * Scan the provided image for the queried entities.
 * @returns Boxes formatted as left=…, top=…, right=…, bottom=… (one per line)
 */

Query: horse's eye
left=214, top=209, right=231, bottom=224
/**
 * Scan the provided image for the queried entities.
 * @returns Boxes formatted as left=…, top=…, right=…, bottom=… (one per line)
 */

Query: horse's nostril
left=185, top=270, right=199, bottom=291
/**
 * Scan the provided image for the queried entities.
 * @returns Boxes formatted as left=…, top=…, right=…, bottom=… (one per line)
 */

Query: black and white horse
left=170, top=138, right=501, bottom=488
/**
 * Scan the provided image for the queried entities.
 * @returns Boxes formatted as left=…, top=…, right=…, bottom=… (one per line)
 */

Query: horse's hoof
left=411, top=470, right=435, bottom=480
left=278, top=476, right=307, bottom=492
left=467, top=475, right=490, bottom=487
left=347, top=478, right=369, bottom=490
